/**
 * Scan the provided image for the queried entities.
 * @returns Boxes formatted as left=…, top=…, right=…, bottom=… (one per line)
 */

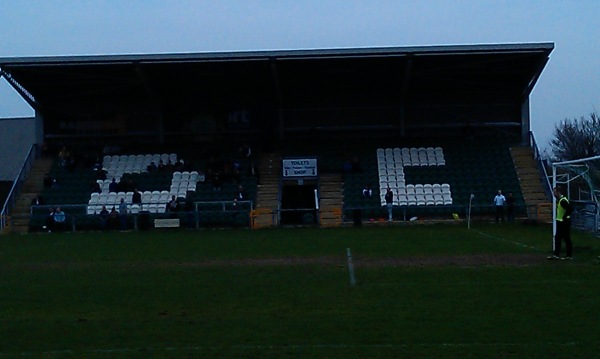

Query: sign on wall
left=282, top=158, right=317, bottom=178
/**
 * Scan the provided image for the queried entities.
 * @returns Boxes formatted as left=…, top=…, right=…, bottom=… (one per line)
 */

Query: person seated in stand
left=90, top=180, right=101, bottom=194
left=52, top=207, right=66, bottom=232
left=108, top=178, right=119, bottom=193
left=132, top=188, right=142, bottom=205
left=166, top=195, right=179, bottom=213
left=362, top=185, right=372, bottom=198
left=147, top=161, right=157, bottom=173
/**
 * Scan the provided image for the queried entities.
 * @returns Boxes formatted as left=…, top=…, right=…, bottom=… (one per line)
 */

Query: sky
left=1, top=0, right=599, bottom=151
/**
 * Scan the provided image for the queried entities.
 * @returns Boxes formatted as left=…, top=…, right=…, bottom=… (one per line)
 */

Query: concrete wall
left=0, top=117, right=36, bottom=181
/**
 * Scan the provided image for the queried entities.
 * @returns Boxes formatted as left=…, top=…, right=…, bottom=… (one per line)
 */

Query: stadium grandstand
left=0, top=42, right=555, bottom=233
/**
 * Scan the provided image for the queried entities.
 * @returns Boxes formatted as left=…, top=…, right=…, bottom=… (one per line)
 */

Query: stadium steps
left=253, top=152, right=281, bottom=228
left=10, top=157, right=55, bottom=233
left=319, top=174, right=343, bottom=227
left=510, top=146, right=552, bottom=222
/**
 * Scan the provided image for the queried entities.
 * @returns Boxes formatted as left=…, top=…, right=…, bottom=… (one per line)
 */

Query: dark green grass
left=1, top=223, right=599, bottom=358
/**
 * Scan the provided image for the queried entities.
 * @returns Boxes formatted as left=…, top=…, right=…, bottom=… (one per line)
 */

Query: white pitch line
left=471, top=229, right=544, bottom=252
left=0, top=341, right=580, bottom=356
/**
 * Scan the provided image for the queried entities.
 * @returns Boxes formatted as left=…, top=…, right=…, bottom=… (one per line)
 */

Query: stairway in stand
left=510, top=146, right=552, bottom=223
left=318, top=173, right=343, bottom=227
left=252, top=152, right=281, bottom=228
left=11, top=157, right=54, bottom=233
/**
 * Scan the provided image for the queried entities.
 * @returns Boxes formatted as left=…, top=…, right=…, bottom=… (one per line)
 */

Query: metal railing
left=529, top=131, right=552, bottom=199
left=1, top=144, right=37, bottom=233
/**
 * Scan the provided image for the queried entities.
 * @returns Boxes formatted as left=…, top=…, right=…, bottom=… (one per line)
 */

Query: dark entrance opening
left=280, top=181, right=318, bottom=225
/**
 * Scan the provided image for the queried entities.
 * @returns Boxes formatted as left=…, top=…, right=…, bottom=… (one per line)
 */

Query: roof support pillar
left=270, top=59, right=284, bottom=141
left=399, top=55, right=413, bottom=137
left=520, top=97, right=530, bottom=145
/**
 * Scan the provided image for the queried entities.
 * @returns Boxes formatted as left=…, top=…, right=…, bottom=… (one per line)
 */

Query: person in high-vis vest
left=548, top=186, right=573, bottom=260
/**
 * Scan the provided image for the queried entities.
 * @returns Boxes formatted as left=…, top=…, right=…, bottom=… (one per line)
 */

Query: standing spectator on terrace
left=362, top=185, right=372, bottom=199
left=385, top=187, right=394, bottom=222
left=118, top=198, right=128, bottom=230
left=99, top=205, right=109, bottom=230
left=493, top=190, right=506, bottom=223
left=235, top=185, right=247, bottom=201
left=31, top=195, right=44, bottom=206
left=506, top=192, right=516, bottom=222
left=43, top=207, right=55, bottom=232
left=166, top=195, right=179, bottom=217
left=247, top=161, right=259, bottom=185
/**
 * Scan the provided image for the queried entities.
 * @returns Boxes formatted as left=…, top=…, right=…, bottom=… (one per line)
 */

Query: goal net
left=552, top=155, right=600, bottom=235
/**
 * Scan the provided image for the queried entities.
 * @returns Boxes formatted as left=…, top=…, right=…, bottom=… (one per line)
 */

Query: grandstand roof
left=0, top=43, right=553, bottom=137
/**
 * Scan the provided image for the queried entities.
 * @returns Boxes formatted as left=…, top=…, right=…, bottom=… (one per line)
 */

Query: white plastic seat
left=434, top=194, right=444, bottom=205
left=397, top=194, right=408, bottom=206
left=169, top=153, right=177, bottom=163
left=416, top=194, right=426, bottom=206
left=130, top=204, right=141, bottom=214
left=425, top=194, right=435, bottom=205
left=172, top=172, right=182, bottom=181
left=148, top=204, right=158, bottom=213
left=407, top=194, right=417, bottom=206
left=181, top=172, right=190, bottom=181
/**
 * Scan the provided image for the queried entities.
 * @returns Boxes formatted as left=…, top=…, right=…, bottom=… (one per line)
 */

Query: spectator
left=166, top=195, right=179, bottom=213
left=31, top=195, right=44, bottom=206
left=43, top=207, right=55, bottom=232
left=235, top=185, right=247, bottom=201
left=99, top=205, right=110, bottom=230
left=132, top=189, right=142, bottom=205
left=147, top=161, right=157, bottom=173
left=108, top=206, right=118, bottom=230
left=493, top=190, right=506, bottom=223
left=247, top=161, right=260, bottom=185
left=108, top=178, right=119, bottom=193
left=53, top=206, right=66, bottom=231
left=385, top=187, right=394, bottom=222
left=43, top=173, right=56, bottom=188
left=362, top=185, right=372, bottom=199
left=197, top=169, right=206, bottom=183
left=118, top=198, right=128, bottom=230
left=90, top=181, right=101, bottom=194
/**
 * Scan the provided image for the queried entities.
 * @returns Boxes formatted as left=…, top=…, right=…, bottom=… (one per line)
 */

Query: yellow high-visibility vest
left=556, top=196, right=570, bottom=221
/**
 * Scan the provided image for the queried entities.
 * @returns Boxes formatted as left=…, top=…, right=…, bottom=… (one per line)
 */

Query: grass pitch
left=1, top=223, right=599, bottom=358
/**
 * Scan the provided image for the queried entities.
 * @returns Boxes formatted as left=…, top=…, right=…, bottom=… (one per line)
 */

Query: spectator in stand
left=147, top=161, right=157, bottom=173
left=385, top=187, right=394, bottom=222
left=118, top=198, right=128, bottom=230
left=108, top=178, right=119, bottom=193
left=166, top=195, right=179, bottom=215
left=43, top=173, right=55, bottom=188
left=506, top=192, right=516, bottom=222
left=108, top=206, right=118, bottom=230
left=247, top=161, right=260, bottom=185
left=157, top=160, right=166, bottom=172
left=212, top=173, right=222, bottom=191
left=132, top=189, right=142, bottom=205
left=53, top=207, right=66, bottom=231
left=99, top=205, right=109, bottom=230
left=31, top=195, right=44, bottom=206
left=493, top=190, right=506, bottom=223
left=197, top=169, right=206, bottom=183
left=58, top=146, right=70, bottom=168
left=90, top=181, right=102, bottom=194
left=362, top=185, right=372, bottom=199
left=235, top=185, right=247, bottom=201
left=44, top=207, right=55, bottom=232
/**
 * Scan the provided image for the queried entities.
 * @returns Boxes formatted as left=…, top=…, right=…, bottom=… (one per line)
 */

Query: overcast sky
left=1, top=0, right=599, bottom=150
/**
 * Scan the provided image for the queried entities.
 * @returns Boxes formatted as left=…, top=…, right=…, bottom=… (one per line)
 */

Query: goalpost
left=552, top=154, right=600, bottom=237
